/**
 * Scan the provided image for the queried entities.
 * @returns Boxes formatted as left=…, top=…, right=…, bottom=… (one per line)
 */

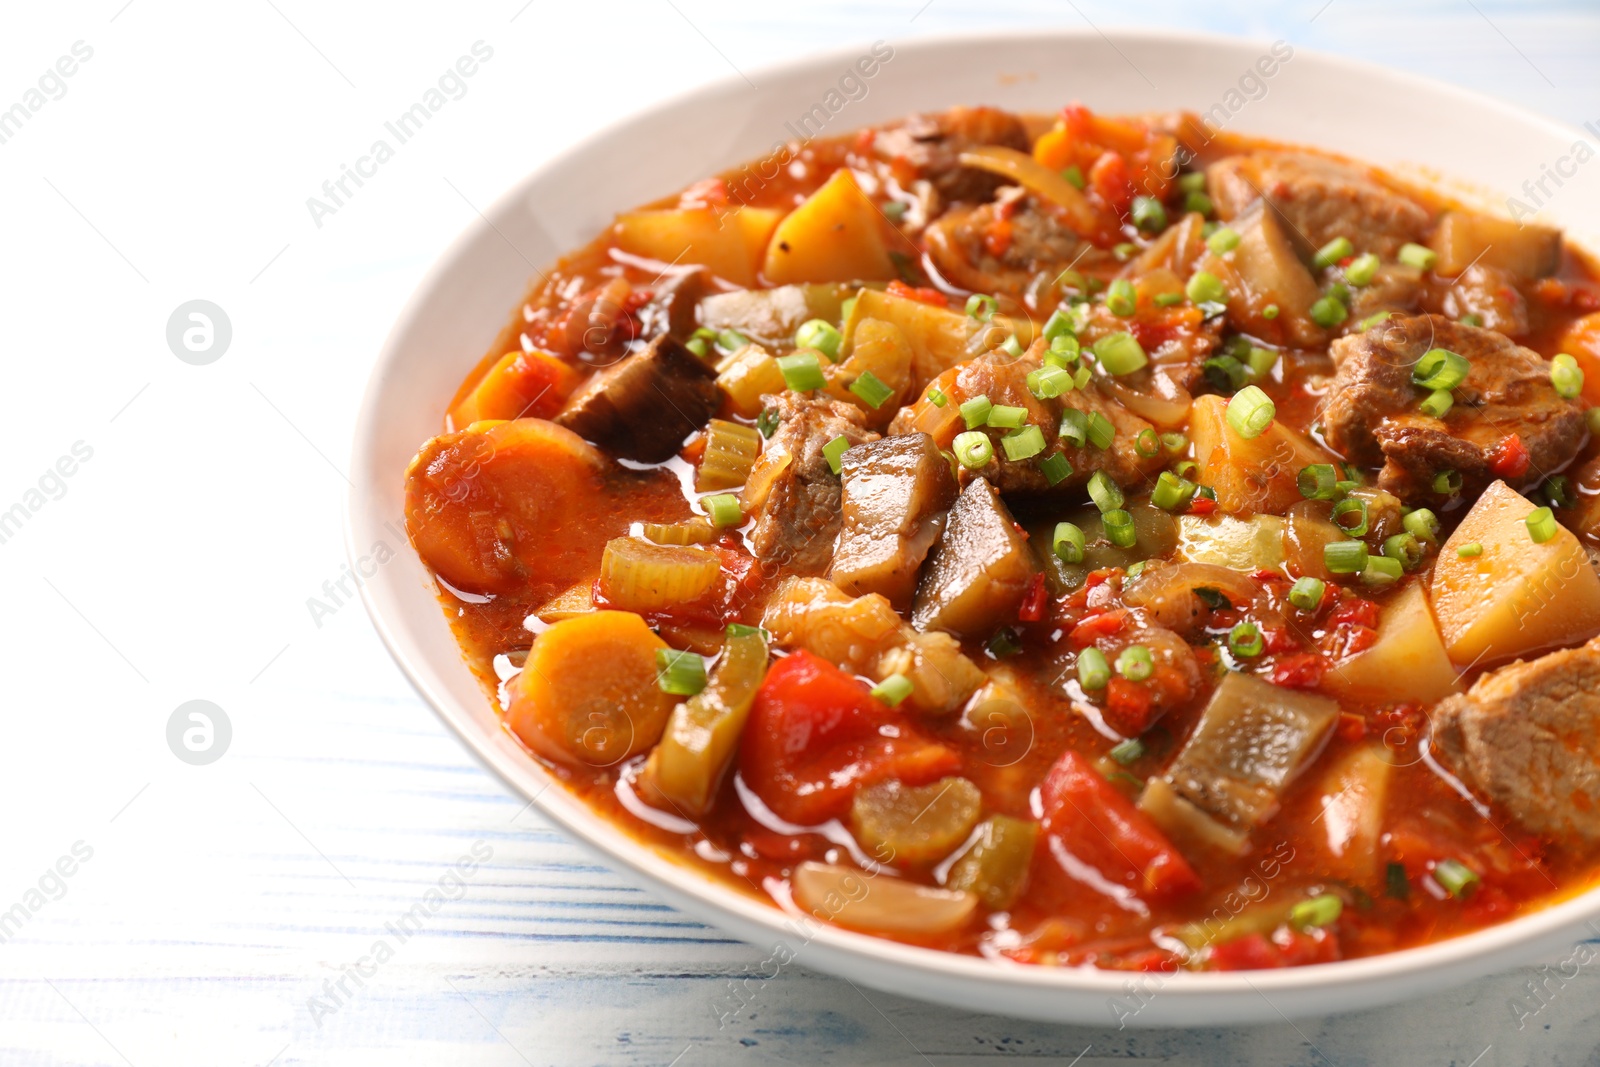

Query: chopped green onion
left=1404, top=508, right=1441, bottom=545
left=655, top=648, right=707, bottom=696
left=960, top=395, right=993, bottom=429
left=1262, top=303, right=1280, bottom=320
left=1383, top=531, right=1423, bottom=571
left=1088, top=470, right=1125, bottom=513
left=1072, top=366, right=1093, bottom=390
left=1135, top=428, right=1161, bottom=458
left=1027, top=364, right=1075, bottom=399
left=1002, top=425, right=1047, bottom=461
left=1086, top=411, right=1116, bottom=450
left=1046, top=333, right=1081, bottom=366
left=1459, top=313, right=1482, bottom=327
left=1040, top=452, right=1074, bottom=486
left=776, top=351, right=825, bottom=392
left=1053, top=521, right=1086, bottom=563
left=685, top=336, right=710, bottom=358
left=1543, top=475, right=1575, bottom=510
left=1185, top=190, right=1214, bottom=216
left=1413, top=348, right=1470, bottom=391
left=1398, top=242, right=1438, bottom=271
left=1093, top=332, right=1149, bottom=375
left=1419, top=389, right=1454, bottom=419
left=1331, top=496, right=1369, bottom=537
left=1059, top=408, right=1088, bottom=448
left=927, top=386, right=948, bottom=407
left=1160, top=431, right=1187, bottom=455
left=1310, top=295, right=1348, bottom=328
left=952, top=430, right=994, bottom=469
left=1115, top=643, right=1153, bottom=680
left=1179, top=172, right=1207, bottom=193
left=1433, top=859, right=1479, bottom=898
left=1588, top=407, right=1600, bottom=434
left=1062, top=164, right=1086, bottom=190
left=1207, top=226, right=1242, bottom=254
left=1361, top=555, right=1403, bottom=587
left=1246, top=346, right=1279, bottom=380
left=987, top=404, right=1029, bottom=430
left=1313, top=236, right=1354, bottom=270
left=1204, top=354, right=1248, bottom=392
left=1358, top=309, right=1396, bottom=330
left=1290, top=893, right=1344, bottom=930
left=822, top=435, right=851, bottom=475
left=1077, top=647, right=1110, bottom=690
left=1130, top=196, right=1167, bottom=232
left=1126, top=561, right=1146, bottom=579
left=1552, top=352, right=1584, bottom=399
left=1457, top=541, right=1483, bottom=559
left=1043, top=307, right=1076, bottom=342
left=839, top=296, right=857, bottom=321
left=1000, top=333, right=1026, bottom=360
left=1109, top=738, right=1146, bottom=765
left=703, top=493, right=744, bottom=528
left=1152, top=470, right=1196, bottom=511
left=1325, top=540, right=1369, bottom=574
left=1186, top=270, right=1228, bottom=305
left=965, top=293, right=997, bottom=321
left=1298, top=463, right=1341, bottom=501
left=1107, top=279, right=1137, bottom=316
left=881, top=200, right=907, bottom=221
left=1112, top=242, right=1138, bottom=263
left=849, top=370, right=895, bottom=409
left=1526, top=505, right=1558, bottom=544
left=726, top=622, right=768, bottom=639
left=987, top=628, right=1023, bottom=658
left=794, top=319, right=841, bottom=360
left=1226, top=385, right=1276, bottom=439
left=718, top=328, right=751, bottom=353
left=869, top=673, right=914, bottom=707
left=1228, top=621, right=1264, bottom=658
left=1289, top=576, right=1326, bottom=612
left=1173, top=459, right=1198, bottom=479
left=1434, top=469, right=1463, bottom=496
left=1345, top=253, right=1380, bottom=286
left=756, top=407, right=780, bottom=438
left=1103, top=508, right=1137, bottom=549
left=1154, top=291, right=1184, bottom=307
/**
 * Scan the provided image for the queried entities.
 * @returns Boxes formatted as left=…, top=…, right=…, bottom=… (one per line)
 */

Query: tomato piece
left=1487, top=433, right=1531, bottom=480
left=1272, top=652, right=1326, bottom=689
left=886, top=280, right=949, bottom=307
left=1103, top=676, right=1155, bottom=736
left=1207, top=927, right=1340, bottom=970
left=1088, top=151, right=1134, bottom=216
left=1187, top=495, right=1217, bottom=516
left=1038, top=749, right=1200, bottom=902
left=740, top=651, right=960, bottom=826
left=1018, top=573, right=1049, bottom=623
left=1328, top=594, right=1381, bottom=630
left=1069, top=609, right=1127, bottom=647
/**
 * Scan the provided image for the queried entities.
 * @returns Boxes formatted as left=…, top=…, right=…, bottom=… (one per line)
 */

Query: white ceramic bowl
left=350, top=28, right=1600, bottom=1025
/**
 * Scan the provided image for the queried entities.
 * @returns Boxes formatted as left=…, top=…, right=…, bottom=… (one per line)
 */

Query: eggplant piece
left=831, top=432, right=957, bottom=611
left=1164, top=671, right=1339, bottom=830
left=912, top=477, right=1036, bottom=637
left=1195, top=201, right=1327, bottom=349
left=555, top=334, right=719, bottom=463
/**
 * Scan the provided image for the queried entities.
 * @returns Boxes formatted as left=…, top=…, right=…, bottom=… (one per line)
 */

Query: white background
left=1, top=1, right=1598, bottom=1065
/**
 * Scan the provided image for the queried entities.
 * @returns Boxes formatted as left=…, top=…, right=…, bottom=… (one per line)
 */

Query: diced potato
left=714, top=343, right=786, bottom=418
left=1428, top=209, right=1561, bottom=280
left=763, top=169, right=895, bottom=285
left=1176, top=514, right=1286, bottom=572
left=1189, top=394, right=1337, bottom=516
left=792, top=861, right=977, bottom=934
left=841, top=287, right=988, bottom=388
left=1312, top=744, right=1392, bottom=884
left=825, top=317, right=914, bottom=427
left=1320, top=582, right=1461, bottom=704
left=613, top=205, right=781, bottom=288
left=1432, top=480, right=1600, bottom=666
left=851, top=777, right=982, bottom=867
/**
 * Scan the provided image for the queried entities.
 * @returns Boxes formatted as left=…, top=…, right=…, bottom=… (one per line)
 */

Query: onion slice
left=956, top=146, right=1108, bottom=239
left=791, top=861, right=978, bottom=934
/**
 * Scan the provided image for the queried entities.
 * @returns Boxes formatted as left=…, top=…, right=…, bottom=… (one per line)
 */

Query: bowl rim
left=349, top=25, right=1600, bottom=1021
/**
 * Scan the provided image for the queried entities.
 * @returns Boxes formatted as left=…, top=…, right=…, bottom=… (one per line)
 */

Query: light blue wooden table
left=2, top=2, right=1597, bottom=1064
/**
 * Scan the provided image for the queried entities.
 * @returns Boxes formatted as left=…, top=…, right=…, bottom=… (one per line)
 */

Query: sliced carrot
left=506, top=610, right=677, bottom=768
left=446, top=350, right=579, bottom=430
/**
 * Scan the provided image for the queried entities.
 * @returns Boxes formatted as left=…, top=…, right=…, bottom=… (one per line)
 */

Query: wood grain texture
left=3, top=1, right=1599, bottom=1065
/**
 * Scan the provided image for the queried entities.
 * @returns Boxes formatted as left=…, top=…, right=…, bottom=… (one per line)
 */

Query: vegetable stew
left=403, top=104, right=1600, bottom=972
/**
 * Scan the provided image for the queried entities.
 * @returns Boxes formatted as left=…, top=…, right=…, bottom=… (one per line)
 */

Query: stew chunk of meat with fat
left=400, top=102, right=1600, bottom=975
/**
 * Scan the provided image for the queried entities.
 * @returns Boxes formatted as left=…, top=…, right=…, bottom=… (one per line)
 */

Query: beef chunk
left=922, top=189, right=1098, bottom=297
left=831, top=432, right=958, bottom=611
left=1319, top=315, right=1584, bottom=500
left=746, top=394, right=878, bottom=575
left=1433, top=637, right=1600, bottom=841
left=1208, top=151, right=1432, bottom=260
left=873, top=106, right=1031, bottom=203
left=912, top=476, right=1036, bottom=637
left=555, top=335, right=718, bottom=462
